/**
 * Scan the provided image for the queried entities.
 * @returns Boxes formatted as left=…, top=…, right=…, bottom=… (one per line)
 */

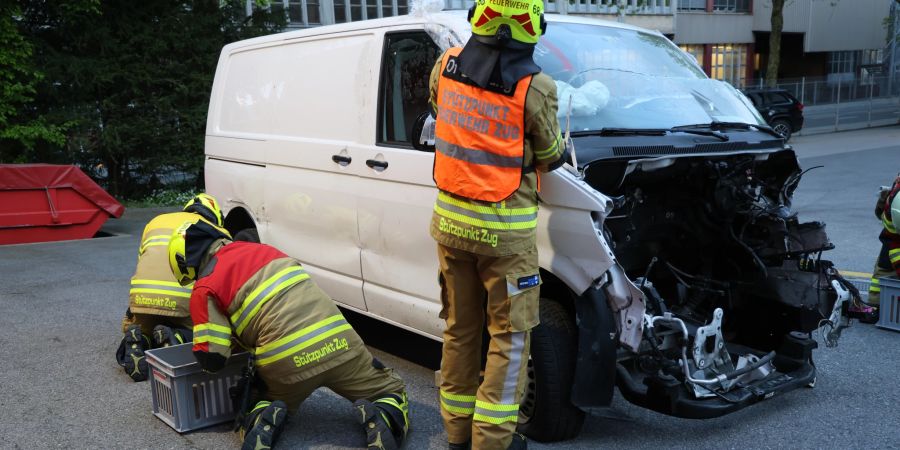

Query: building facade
left=248, top=0, right=895, bottom=87
left=675, top=0, right=893, bottom=87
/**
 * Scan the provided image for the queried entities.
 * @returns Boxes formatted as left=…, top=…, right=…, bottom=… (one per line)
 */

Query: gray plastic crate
left=878, top=277, right=900, bottom=332
left=145, top=343, right=249, bottom=432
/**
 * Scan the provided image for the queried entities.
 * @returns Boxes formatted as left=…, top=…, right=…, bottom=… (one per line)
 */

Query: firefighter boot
left=116, top=325, right=150, bottom=382
left=448, top=441, right=471, bottom=450
left=240, top=400, right=287, bottom=450
left=152, top=325, right=191, bottom=347
left=353, top=393, right=410, bottom=450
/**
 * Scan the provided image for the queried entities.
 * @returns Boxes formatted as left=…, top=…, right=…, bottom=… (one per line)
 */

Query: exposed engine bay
left=582, top=148, right=856, bottom=418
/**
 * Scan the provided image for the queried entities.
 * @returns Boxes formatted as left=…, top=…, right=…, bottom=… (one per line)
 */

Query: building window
left=335, top=0, right=407, bottom=23
left=710, top=44, right=748, bottom=87
left=828, top=50, right=858, bottom=74
left=287, top=0, right=321, bottom=25
left=712, top=0, right=750, bottom=12
left=677, top=0, right=706, bottom=11
left=861, top=49, right=883, bottom=65
left=678, top=44, right=705, bottom=67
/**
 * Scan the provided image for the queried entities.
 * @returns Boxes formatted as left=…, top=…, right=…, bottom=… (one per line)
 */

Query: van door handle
left=332, top=154, right=352, bottom=165
left=366, top=159, right=388, bottom=169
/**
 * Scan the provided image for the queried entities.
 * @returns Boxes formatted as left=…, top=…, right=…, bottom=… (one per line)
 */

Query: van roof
left=221, top=10, right=659, bottom=53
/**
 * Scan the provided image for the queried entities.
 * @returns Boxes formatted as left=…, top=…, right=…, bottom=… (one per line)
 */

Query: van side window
left=377, top=31, right=440, bottom=148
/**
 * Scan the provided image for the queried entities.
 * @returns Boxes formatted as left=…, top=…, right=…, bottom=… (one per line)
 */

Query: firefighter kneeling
left=168, top=219, right=410, bottom=450
left=116, top=193, right=224, bottom=381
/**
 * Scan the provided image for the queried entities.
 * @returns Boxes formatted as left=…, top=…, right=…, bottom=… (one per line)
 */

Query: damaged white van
left=204, top=10, right=855, bottom=442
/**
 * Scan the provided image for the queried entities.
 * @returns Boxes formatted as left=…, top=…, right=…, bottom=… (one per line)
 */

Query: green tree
left=12, top=1, right=284, bottom=199
left=0, top=3, right=78, bottom=155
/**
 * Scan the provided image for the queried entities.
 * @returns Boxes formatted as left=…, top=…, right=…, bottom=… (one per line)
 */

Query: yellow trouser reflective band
left=473, top=400, right=519, bottom=424
left=440, top=390, right=476, bottom=415
left=870, top=277, right=881, bottom=292
left=139, top=236, right=171, bottom=254
left=435, top=193, right=538, bottom=231
left=254, top=314, right=351, bottom=366
left=889, top=249, right=900, bottom=264
left=535, top=133, right=562, bottom=160
left=130, top=280, right=192, bottom=298
left=883, top=214, right=896, bottom=234
left=193, top=323, right=232, bottom=346
left=230, top=266, right=309, bottom=336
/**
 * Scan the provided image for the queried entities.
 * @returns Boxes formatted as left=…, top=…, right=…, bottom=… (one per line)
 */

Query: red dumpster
left=0, top=164, right=125, bottom=245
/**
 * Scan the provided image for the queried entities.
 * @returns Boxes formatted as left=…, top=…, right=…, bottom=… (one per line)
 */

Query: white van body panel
left=205, top=14, right=626, bottom=340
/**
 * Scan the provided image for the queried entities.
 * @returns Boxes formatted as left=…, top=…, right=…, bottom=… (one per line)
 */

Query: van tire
left=233, top=228, right=260, bottom=243
left=517, top=298, right=585, bottom=442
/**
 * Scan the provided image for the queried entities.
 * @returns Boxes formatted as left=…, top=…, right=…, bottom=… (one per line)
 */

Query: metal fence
left=740, top=74, right=900, bottom=135
left=740, top=74, right=900, bottom=107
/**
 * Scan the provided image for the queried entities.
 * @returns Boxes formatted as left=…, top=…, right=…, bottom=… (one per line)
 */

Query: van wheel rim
left=774, top=123, right=790, bottom=136
left=518, top=357, right=536, bottom=423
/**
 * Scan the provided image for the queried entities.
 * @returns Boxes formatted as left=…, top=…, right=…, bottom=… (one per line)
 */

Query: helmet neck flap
left=457, top=36, right=541, bottom=91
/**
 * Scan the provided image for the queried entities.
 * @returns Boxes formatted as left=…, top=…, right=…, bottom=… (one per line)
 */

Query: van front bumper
left=615, top=332, right=818, bottom=419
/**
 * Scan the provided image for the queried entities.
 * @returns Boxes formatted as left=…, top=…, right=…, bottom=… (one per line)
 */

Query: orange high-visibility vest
left=434, top=47, right=532, bottom=202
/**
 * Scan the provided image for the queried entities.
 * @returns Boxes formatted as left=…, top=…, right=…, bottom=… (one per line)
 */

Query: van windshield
left=534, top=22, right=765, bottom=131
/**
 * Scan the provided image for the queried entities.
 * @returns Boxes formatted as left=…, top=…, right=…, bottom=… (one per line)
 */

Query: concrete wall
left=753, top=0, right=892, bottom=52
left=675, top=13, right=755, bottom=44
left=585, top=13, right=675, bottom=34
left=806, top=0, right=891, bottom=52
left=753, top=0, right=811, bottom=33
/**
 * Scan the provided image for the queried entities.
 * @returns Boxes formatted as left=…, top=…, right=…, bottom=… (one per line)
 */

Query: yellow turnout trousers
left=437, top=244, right=541, bottom=450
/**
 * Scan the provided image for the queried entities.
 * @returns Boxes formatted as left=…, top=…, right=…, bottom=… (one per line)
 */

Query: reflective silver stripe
left=473, top=406, right=517, bottom=419
left=232, top=269, right=306, bottom=333
left=435, top=197, right=537, bottom=226
left=129, top=284, right=193, bottom=295
left=441, top=396, right=475, bottom=410
left=194, top=328, right=231, bottom=341
left=255, top=318, right=350, bottom=362
left=436, top=138, right=522, bottom=169
left=501, top=331, right=527, bottom=404
left=475, top=405, right=519, bottom=421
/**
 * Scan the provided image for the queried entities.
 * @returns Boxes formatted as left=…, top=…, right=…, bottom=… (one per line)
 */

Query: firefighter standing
left=867, top=175, right=900, bottom=320
left=115, top=193, right=224, bottom=381
left=428, top=1, right=566, bottom=448
left=167, top=219, right=410, bottom=450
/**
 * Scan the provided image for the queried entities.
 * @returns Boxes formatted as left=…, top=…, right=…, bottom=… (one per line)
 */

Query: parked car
left=204, top=11, right=853, bottom=443
left=741, top=88, right=805, bottom=140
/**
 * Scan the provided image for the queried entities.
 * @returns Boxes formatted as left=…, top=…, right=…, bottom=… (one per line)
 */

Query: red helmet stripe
left=510, top=12, right=535, bottom=35
left=474, top=6, right=502, bottom=27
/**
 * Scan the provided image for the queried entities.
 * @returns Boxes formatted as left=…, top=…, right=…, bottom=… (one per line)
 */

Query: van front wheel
left=517, top=298, right=585, bottom=442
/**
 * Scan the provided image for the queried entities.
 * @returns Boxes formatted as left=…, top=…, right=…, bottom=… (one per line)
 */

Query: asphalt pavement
left=1, top=127, right=899, bottom=449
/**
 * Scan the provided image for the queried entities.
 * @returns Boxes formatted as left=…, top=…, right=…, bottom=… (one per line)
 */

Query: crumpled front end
left=580, top=148, right=855, bottom=418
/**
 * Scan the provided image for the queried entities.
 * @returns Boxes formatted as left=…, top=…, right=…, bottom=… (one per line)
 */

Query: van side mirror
left=411, top=112, right=436, bottom=152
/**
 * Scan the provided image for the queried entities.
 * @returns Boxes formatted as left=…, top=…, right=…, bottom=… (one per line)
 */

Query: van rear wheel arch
left=223, top=207, right=257, bottom=241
